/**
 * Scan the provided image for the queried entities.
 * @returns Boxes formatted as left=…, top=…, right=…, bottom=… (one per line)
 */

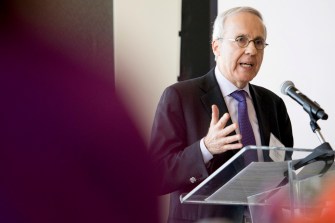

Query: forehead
left=223, top=12, right=266, bottom=38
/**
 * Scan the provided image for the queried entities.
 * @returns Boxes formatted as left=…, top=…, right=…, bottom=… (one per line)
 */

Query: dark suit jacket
left=150, top=69, right=293, bottom=223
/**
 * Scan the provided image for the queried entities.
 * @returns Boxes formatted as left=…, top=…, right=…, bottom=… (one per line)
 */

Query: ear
left=212, top=40, right=221, bottom=57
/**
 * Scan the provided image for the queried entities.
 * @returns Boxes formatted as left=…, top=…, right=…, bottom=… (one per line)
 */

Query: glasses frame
left=217, top=36, right=269, bottom=50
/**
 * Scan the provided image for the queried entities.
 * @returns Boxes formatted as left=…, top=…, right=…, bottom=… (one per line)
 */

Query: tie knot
left=230, top=90, right=247, bottom=102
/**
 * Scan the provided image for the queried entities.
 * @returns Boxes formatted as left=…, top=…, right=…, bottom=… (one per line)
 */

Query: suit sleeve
left=149, top=86, right=209, bottom=195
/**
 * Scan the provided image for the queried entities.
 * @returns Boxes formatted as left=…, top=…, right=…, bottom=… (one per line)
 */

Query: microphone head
left=280, top=80, right=295, bottom=95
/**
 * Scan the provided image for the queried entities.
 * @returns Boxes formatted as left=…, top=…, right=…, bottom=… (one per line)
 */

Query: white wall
left=114, top=0, right=181, bottom=143
left=219, top=1, right=335, bottom=158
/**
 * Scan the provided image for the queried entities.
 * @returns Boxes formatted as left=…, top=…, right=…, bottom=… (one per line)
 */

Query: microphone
left=281, top=81, right=328, bottom=120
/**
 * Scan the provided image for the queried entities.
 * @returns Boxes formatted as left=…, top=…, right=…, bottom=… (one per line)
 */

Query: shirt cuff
left=200, top=138, right=213, bottom=164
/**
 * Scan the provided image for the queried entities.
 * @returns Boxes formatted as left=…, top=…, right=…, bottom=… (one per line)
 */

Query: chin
left=237, top=75, right=255, bottom=82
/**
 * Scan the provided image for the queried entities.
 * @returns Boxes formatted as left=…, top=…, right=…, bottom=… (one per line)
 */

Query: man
left=150, top=6, right=293, bottom=223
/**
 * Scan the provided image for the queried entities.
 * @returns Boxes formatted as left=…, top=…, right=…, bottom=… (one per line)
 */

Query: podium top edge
left=243, top=146, right=314, bottom=152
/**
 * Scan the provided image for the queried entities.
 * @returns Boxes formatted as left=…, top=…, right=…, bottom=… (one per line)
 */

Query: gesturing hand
left=204, top=104, right=243, bottom=155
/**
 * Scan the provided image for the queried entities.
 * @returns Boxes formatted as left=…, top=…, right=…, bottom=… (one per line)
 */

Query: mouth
left=239, top=62, right=254, bottom=67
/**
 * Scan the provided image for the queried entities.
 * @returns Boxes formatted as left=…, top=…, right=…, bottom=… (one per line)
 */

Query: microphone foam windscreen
left=280, top=80, right=294, bottom=95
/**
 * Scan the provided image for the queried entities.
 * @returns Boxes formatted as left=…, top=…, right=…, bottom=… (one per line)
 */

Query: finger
left=222, top=134, right=242, bottom=145
left=213, top=132, right=242, bottom=147
left=208, top=140, right=243, bottom=154
left=210, top=104, right=219, bottom=126
left=222, top=142, right=243, bottom=151
left=220, top=123, right=239, bottom=136
left=217, top=113, right=230, bottom=128
left=214, top=138, right=243, bottom=151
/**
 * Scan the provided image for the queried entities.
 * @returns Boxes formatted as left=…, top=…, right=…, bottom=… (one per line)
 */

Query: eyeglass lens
left=236, top=36, right=266, bottom=49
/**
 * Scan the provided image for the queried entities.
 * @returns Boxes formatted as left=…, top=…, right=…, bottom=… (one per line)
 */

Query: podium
left=180, top=145, right=335, bottom=223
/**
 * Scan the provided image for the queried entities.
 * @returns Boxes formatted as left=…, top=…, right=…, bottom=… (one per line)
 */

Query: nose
left=244, top=41, right=257, bottom=55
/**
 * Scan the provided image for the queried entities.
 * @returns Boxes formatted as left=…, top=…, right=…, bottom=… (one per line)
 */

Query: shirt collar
left=214, top=66, right=252, bottom=98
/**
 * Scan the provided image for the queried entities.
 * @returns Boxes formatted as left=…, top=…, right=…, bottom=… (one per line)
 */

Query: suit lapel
left=199, top=69, right=233, bottom=127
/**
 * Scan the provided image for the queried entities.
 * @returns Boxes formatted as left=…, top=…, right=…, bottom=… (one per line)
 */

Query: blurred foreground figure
left=253, top=175, right=335, bottom=223
left=0, top=1, right=158, bottom=223
left=286, top=179, right=335, bottom=223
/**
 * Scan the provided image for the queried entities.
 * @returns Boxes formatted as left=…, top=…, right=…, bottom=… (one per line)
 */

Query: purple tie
left=230, top=90, right=258, bottom=165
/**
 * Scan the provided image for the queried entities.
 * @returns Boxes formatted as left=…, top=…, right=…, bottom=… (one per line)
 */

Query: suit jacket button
left=189, top=177, right=196, bottom=183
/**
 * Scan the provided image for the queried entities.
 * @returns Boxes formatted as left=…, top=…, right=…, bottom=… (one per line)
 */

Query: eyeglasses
left=218, top=35, right=268, bottom=50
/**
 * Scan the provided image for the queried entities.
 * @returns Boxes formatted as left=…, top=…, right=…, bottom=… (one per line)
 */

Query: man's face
left=212, top=12, right=266, bottom=88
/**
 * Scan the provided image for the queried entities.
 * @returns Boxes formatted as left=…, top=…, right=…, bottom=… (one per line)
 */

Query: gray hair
left=212, top=6, right=267, bottom=42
